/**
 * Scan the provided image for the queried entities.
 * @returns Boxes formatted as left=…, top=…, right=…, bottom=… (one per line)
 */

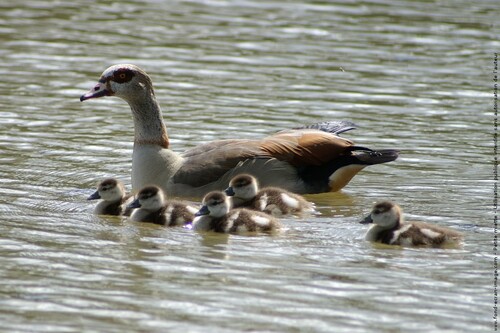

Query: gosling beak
left=224, top=187, right=235, bottom=196
left=87, top=191, right=101, bottom=200
left=195, top=205, right=210, bottom=217
left=127, top=198, right=141, bottom=209
left=359, top=214, right=374, bottom=224
left=80, top=81, right=112, bottom=101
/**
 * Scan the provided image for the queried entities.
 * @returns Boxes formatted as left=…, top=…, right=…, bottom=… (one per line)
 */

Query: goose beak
left=80, top=81, right=112, bottom=101
left=127, top=198, right=141, bottom=209
left=359, top=214, right=373, bottom=224
left=195, top=205, right=210, bottom=217
left=87, top=191, right=101, bottom=200
left=224, top=187, right=235, bottom=196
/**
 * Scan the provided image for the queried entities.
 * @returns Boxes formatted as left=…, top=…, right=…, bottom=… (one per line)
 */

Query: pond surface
left=0, top=0, right=496, bottom=332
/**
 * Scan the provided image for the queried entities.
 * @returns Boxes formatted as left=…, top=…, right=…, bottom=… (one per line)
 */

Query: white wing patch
left=257, top=193, right=269, bottom=211
left=225, top=211, right=239, bottom=232
left=420, top=228, right=442, bottom=239
left=187, top=205, right=198, bottom=215
left=280, top=193, right=299, bottom=209
left=251, top=215, right=271, bottom=227
left=390, top=224, right=412, bottom=244
left=165, top=205, right=175, bottom=223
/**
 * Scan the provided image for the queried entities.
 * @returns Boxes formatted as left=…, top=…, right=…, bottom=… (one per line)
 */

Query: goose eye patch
left=113, top=69, right=134, bottom=83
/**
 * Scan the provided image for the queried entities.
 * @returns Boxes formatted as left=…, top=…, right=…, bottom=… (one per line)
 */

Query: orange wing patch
left=259, top=130, right=354, bottom=166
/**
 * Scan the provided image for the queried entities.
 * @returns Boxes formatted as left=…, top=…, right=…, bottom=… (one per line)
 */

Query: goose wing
left=173, top=130, right=354, bottom=188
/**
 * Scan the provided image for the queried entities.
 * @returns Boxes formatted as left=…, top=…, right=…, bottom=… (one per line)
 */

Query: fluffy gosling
left=128, top=185, right=197, bottom=226
left=225, top=174, right=315, bottom=217
left=88, top=178, right=133, bottom=216
left=360, top=201, right=463, bottom=247
left=193, top=191, right=282, bottom=234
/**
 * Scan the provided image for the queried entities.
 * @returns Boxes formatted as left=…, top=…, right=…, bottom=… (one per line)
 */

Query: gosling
left=128, top=185, right=197, bottom=226
left=88, top=178, right=133, bottom=216
left=225, top=174, right=315, bottom=217
left=193, top=191, right=282, bottom=234
left=360, top=201, right=463, bottom=247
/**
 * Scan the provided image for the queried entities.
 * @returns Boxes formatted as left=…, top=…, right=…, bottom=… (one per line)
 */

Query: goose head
left=360, top=201, right=402, bottom=229
left=196, top=191, right=231, bottom=218
left=80, top=64, right=155, bottom=104
left=88, top=178, right=125, bottom=202
left=225, top=174, right=259, bottom=200
left=128, top=185, right=165, bottom=211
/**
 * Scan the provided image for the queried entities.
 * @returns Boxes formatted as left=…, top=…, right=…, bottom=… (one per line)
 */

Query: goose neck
left=129, top=93, right=169, bottom=148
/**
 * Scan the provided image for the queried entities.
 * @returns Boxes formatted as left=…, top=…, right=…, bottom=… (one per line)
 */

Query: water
left=0, top=0, right=496, bottom=332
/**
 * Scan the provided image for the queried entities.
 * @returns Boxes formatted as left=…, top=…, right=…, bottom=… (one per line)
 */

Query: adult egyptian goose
left=87, top=178, right=134, bottom=216
left=80, top=64, right=399, bottom=197
left=128, top=185, right=197, bottom=226
left=360, top=201, right=463, bottom=247
left=192, top=191, right=281, bottom=234
left=225, top=174, right=315, bottom=216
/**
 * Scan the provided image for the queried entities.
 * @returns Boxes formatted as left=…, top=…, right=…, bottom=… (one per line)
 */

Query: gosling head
left=88, top=178, right=125, bottom=203
left=360, top=201, right=402, bottom=229
left=196, top=191, right=231, bottom=218
left=225, top=174, right=259, bottom=200
left=128, top=185, right=165, bottom=211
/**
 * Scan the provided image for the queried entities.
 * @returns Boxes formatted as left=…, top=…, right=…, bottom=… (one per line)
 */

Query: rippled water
left=0, top=0, right=496, bottom=332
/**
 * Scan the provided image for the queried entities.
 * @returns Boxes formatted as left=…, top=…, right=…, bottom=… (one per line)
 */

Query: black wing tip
left=353, top=149, right=400, bottom=164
